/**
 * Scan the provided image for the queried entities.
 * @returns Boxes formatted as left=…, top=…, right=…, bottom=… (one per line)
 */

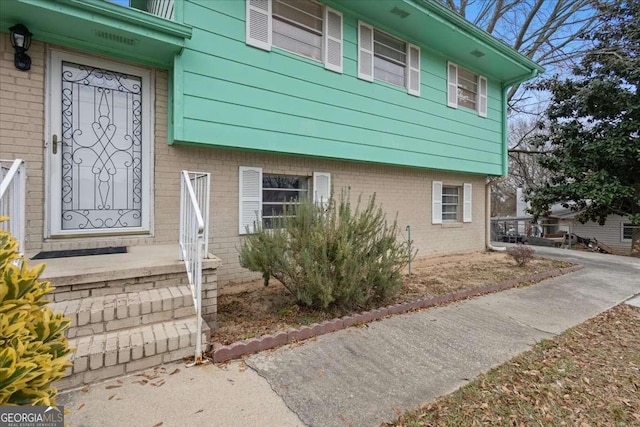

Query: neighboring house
left=0, top=0, right=542, bottom=386
left=546, top=207, right=633, bottom=255
left=512, top=190, right=633, bottom=254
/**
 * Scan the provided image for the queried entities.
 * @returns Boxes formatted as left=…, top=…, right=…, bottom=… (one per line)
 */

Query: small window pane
left=374, top=57, right=405, bottom=87
left=274, top=0, right=322, bottom=31
left=277, top=0, right=322, bottom=20
left=374, top=30, right=405, bottom=53
left=442, top=187, right=459, bottom=195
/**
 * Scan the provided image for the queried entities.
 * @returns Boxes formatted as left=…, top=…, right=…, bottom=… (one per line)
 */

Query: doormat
left=31, top=246, right=127, bottom=260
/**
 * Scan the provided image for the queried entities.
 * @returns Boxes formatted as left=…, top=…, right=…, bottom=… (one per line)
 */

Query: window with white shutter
left=448, top=62, right=487, bottom=117
left=239, top=166, right=263, bottom=234
left=313, top=172, right=331, bottom=208
left=358, top=23, right=420, bottom=95
left=324, top=8, right=342, bottom=73
left=241, top=169, right=332, bottom=232
left=358, top=21, right=374, bottom=81
left=478, top=76, right=488, bottom=117
left=432, top=181, right=443, bottom=224
left=247, top=0, right=343, bottom=72
left=246, top=0, right=272, bottom=51
left=463, top=183, right=472, bottom=222
left=407, top=44, right=420, bottom=96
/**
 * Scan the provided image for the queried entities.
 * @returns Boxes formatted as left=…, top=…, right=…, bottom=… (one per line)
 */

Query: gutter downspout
left=486, top=69, right=540, bottom=252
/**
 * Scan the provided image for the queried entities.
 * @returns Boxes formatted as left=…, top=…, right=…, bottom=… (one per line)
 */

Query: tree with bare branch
left=442, top=0, right=601, bottom=215
left=441, top=0, right=599, bottom=109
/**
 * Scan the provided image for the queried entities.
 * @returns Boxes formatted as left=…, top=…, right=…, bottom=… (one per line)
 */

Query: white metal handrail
left=1, top=159, right=26, bottom=254
left=179, top=170, right=210, bottom=365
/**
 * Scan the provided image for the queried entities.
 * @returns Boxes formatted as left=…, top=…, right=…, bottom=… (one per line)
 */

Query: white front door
left=47, top=50, right=152, bottom=237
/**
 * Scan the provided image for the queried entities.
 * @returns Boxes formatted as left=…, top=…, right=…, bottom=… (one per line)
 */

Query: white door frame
left=45, top=49, right=153, bottom=238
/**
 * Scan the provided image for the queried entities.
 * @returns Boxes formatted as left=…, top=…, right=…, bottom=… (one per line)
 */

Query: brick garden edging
left=211, top=264, right=584, bottom=363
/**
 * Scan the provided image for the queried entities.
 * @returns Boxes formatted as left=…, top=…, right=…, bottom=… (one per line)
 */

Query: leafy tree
left=527, top=0, right=640, bottom=256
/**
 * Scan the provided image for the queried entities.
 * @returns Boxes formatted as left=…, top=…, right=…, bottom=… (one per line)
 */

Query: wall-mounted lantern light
left=9, top=24, right=33, bottom=71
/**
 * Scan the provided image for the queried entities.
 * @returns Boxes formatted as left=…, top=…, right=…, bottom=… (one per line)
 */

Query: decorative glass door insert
left=48, top=51, right=151, bottom=236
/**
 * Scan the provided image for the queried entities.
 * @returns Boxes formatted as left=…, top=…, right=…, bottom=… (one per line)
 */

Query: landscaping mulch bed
left=212, top=251, right=574, bottom=346
left=387, top=303, right=640, bottom=426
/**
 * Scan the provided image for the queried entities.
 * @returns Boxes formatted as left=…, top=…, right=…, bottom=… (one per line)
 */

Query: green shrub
left=239, top=192, right=415, bottom=310
left=506, top=245, right=535, bottom=267
left=0, top=218, right=72, bottom=406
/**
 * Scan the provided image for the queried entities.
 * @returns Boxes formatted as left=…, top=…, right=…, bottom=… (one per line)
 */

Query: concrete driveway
left=246, top=246, right=640, bottom=427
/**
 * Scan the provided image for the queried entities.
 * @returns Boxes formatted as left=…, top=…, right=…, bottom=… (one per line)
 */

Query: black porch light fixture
left=9, top=24, right=33, bottom=71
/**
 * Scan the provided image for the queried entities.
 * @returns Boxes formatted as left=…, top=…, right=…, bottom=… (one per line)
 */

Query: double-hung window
left=447, top=62, right=488, bottom=117
left=239, top=167, right=331, bottom=234
left=622, top=223, right=634, bottom=242
left=246, top=0, right=343, bottom=73
left=441, top=187, right=460, bottom=222
left=262, top=174, right=309, bottom=228
left=272, top=0, right=323, bottom=61
left=358, top=22, right=421, bottom=96
left=432, top=181, right=472, bottom=224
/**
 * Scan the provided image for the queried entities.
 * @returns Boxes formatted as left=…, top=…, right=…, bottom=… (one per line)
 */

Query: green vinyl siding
left=173, top=0, right=505, bottom=175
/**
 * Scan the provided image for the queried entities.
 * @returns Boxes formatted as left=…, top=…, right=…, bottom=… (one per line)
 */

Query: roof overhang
left=0, top=0, right=192, bottom=68
left=329, top=0, right=544, bottom=85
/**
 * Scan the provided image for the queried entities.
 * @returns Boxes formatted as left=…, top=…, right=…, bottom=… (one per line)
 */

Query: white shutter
left=357, top=21, right=374, bottom=81
left=478, top=76, right=488, bottom=117
left=239, top=166, right=263, bottom=234
left=313, top=172, right=331, bottom=208
left=324, top=8, right=343, bottom=73
left=463, top=183, right=472, bottom=223
left=447, top=62, right=458, bottom=108
left=407, top=44, right=420, bottom=96
left=432, top=181, right=443, bottom=224
left=246, top=0, right=272, bottom=51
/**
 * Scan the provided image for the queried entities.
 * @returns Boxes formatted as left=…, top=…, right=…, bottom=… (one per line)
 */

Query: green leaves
left=530, top=1, right=640, bottom=255
left=239, top=191, right=415, bottom=310
left=0, top=225, right=71, bottom=406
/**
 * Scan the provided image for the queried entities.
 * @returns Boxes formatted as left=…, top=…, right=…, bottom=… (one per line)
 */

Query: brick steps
left=51, top=286, right=195, bottom=338
left=57, top=317, right=209, bottom=390
left=52, top=283, right=212, bottom=390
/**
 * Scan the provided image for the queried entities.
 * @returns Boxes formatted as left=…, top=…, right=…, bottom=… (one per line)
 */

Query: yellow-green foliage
left=0, top=218, right=72, bottom=406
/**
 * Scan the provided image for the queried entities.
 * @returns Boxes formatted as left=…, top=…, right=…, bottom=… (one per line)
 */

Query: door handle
left=51, top=135, right=66, bottom=155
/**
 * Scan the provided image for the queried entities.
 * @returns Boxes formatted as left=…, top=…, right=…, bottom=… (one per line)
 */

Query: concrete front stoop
left=35, top=245, right=220, bottom=390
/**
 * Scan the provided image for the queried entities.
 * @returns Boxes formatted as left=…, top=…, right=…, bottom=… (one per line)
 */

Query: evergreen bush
left=0, top=218, right=72, bottom=406
left=239, top=192, right=415, bottom=310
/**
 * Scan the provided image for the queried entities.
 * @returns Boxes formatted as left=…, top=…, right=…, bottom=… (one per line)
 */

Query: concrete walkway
left=58, top=246, right=640, bottom=427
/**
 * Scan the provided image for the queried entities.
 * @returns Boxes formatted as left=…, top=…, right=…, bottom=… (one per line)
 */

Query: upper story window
left=447, top=62, right=488, bottom=117
left=373, top=30, right=406, bottom=87
left=246, top=0, right=343, bottom=73
left=272, top=0, right=323, bottom=62
left=358, top=21, right=421, bottom=96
